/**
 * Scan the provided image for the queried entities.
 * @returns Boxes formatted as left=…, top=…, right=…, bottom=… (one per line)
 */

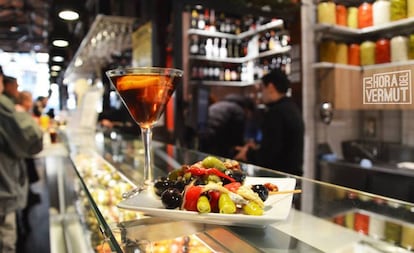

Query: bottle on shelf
left=360, top=40, right=376, bottom=65
left=373, top=0, right=390, bottom=26
left=336, top=4, right=347, bottom=26
left=390, top=0, right=407, bottom=21
left=358, top=2, right=373, bottom=28
left=191, top=9, right=199, bottom=29
left=347, top=6, right=358, bottom=28
left=375, top=38, right=391, bottom=64
left=390, top=35, right=409, bottom=62
left=317, top=0, right=336, bottom=24
left=348, top=43, right=360, bottom=66
left=219, top=38, right=228, bottom=58
left=189, top=35, right=199, bottom=55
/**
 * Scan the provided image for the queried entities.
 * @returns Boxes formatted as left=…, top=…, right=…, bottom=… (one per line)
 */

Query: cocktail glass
left=106, top=67, right=183, bottom=192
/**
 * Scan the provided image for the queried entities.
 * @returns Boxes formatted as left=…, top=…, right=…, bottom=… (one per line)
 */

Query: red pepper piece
left=205, top=168, right=236, bottom=182
left=224, top=182, right=241, bottom=192
left=183, top=185, right=203, bottom=211
left=186, top=166, right=206, bottom=176
left=208, top=190, right=221, bottom=213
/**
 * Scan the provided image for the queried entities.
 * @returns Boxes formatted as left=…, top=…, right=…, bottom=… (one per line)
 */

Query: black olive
left=154, top=179, right=174, bottom=196
left=160, top=188, right=182, bottom=209
left=174, top=180, right=186, bottom=193
left=251, top=184, right=269, bottom=201
left=224, top=169, right=246, bottom=184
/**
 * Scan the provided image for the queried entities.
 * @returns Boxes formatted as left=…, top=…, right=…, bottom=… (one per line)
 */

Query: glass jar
left=390, top=0, right=407, bottom=21
left=336, top=4, right=347, bottom=26
left=391, top=35, right=409, bottom=62
left=347, top=7, right=359, bottom=28
left=409, top=34, right=414, bottom=59
left=360, top=41, right=376, bottom=65
left=373, top=0, right=391, bottom=26
left=319, top=40, right=337, bottom=63
left=408, top=0, right=414, bottom=17
left=375, top=38, right=391, bottom=63
left=358, top=2, right=373, bottom=28
left=336, top=42, right=348, bottom=64
left=348, top=43, right=360, bottom=65
left=317, top=1, right=336, bottom=24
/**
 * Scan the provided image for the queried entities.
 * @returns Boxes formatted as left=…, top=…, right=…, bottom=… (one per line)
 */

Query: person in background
left=199, top=93, right=256, bottom=158
left=32, top=96, right=48, bottom=117
left=0, top=68, right=43, bottom=253
left=16, top=90, right=41, bottom=236
left=3, top=76, right=19, bottom=104
left=234, top=69, right=305, bottom=176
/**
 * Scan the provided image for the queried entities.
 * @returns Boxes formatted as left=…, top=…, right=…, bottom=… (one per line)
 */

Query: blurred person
left=0, top=68, right=43, bottom=253
left=234, top=69, right=305, bottom=176
left=199, top=93, right=256, bottom=158
left=16, top=90, right=41, bottom=236
left=3, top=76, right=19, bottom=103
left=32, top=96, right=48, bottom=117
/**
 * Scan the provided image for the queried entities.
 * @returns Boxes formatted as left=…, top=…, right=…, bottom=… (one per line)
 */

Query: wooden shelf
left=188, top=19, right=284, bottom=40
left=189, top=46, right=291, bottom=64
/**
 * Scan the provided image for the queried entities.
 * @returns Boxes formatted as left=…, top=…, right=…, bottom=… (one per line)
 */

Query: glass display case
left=67, top=130, right=414, bottom=253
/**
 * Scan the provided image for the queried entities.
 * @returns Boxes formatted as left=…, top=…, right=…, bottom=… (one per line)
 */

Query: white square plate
left=117, top=177, right=297, bottom=227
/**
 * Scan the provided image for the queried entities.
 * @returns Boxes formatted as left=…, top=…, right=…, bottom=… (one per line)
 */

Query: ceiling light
left=52, top=56, right=65, bottom=62
left=50, top=71, right=59, bottom=77
left=10, top=26, right=19, bottom=32
left=58, top=10, right=79, bottom=21
left=74, top=58, right=83, bottom=67
left=51, top=65, right=62, bottom=71
left=52, top=39, right=69, bottom=47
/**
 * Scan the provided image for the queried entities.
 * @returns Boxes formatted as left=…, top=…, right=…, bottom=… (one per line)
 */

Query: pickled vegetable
left=243, top=201, right=264, bottom=216
left=197, top=195, right=211, bottom=213
left=373, top=0, right=390, bottom=26
left=358, top=2, right=373, bottom=28
left=251, top=184, right=269, bottom=201
left=319, top=40, right=337, bottom=63
left=161, top=188, right=182, bottom=209
left=391, top=36, right=409, bottom=62
left=409, top=0, right=414, bottom=17
left=347, top=7, right=358, bottom=28
left=218, top=193, right=236, bottom=214
left=201, top=156, right=226, bottom=171
left=336, top=42, right=348, bottom=64
left=409, top=34, right=414, bottom=60
left=317, top=1, right=336, bottom=24
left=336, top=5, right=347, bottom=26
left=348, top=43, right=360, bottom=66
left=390, top=0, right=407, bottom=21
left=375, top=38, right=390, bottom=64
left=360, top=41, right=375, bottom=65
left=183, top=185, right=203, bottom=211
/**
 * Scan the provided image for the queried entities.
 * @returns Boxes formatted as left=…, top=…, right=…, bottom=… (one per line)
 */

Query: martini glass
left=106, top=67, right=183, bottom=193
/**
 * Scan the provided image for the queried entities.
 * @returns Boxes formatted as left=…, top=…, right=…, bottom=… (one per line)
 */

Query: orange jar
left=336, top=5, right=347, bottom=26
left=348, top=43, right=360, bottom=66
left=358, top=2, right=373, bottom=28
left=375, top=38, right=391, bottom=64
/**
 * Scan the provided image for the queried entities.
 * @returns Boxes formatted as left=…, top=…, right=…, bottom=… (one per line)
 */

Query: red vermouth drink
left=106, top=67, right=183, bottom=188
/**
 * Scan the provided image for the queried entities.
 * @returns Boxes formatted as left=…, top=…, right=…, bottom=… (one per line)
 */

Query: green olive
left=201, top=156, right=226, bottom=171
left=218, top=193, right=236, bottom=214
left=243, top=201, right=264, bottom=216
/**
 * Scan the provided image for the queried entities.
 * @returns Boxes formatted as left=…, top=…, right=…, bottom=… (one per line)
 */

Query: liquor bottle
left=259, top=33, right=268, bottom=52
left=212, top=38, right=220, bottom=58
left=209, top=9, right=216, bottom=31
left=199, top=38, right=206, bottom=56
left=191, top=9, right=199, bottom=29
left=233, top=40, right=240, bottom=58
left=227, top=40, right=233, bottom=58
left=198, top=11, right=205, bottom=30
left=189, top=35, right=199, bottom=55
left=219, top=38, right=227, bottom=58
left=204, top=9, right=210, bottom=30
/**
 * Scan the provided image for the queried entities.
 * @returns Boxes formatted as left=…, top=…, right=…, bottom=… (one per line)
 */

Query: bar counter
left=56, top=128, right=414, bottom=253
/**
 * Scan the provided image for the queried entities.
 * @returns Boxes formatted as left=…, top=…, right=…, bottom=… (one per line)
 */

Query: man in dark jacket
left=0, top=67, right=43, bottom=252
left=200, top=94, right=255, bottom=158
left=235, top=69, right=304, bottom=176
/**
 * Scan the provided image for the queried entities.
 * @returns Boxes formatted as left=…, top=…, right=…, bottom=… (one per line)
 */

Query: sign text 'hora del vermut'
left=363, top=70, right=412, bottom=105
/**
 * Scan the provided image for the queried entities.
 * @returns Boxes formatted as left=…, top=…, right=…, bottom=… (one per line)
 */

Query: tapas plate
left=117, top=177, right=297, bottom=227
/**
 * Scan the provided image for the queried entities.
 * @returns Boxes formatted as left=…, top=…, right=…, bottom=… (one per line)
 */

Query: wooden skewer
left=269, top=189, right=302, bottom=195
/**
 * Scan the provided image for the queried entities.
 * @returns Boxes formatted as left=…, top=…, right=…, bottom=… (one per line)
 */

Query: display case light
left=51, top=65, right=62, bottom=71
left=52, top=55, right=65, bottom=62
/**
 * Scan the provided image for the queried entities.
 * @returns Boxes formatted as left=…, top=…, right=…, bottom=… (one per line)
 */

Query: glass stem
left=141, top=127, right=153, bottom=185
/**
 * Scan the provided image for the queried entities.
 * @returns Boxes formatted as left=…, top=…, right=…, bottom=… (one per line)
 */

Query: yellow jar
left=319, top=40, right=337, bottom=63
left=360, top=41, right=376, bottom=65
left=336, top=42, right=348, bottom=64
left=408, top=34, right=414, bottom=59
left=408, top=0, right=414, bottom=17
left=318, top=1, right=336, bottom=24
left=347, top=7, right=359, bottom=28
left=390, top=0, right=407, bottom=21
left=401, top=224, right=414, bottom=250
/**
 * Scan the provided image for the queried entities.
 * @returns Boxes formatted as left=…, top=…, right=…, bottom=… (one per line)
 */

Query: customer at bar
left=0, top=68, right=43, bottom=253
left=234, top=69, right=304, bottom=176
left=199, top=93, right=256, bottom=158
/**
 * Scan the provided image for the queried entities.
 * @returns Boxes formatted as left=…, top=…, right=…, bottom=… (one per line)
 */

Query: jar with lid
left=390, top=0, right=407, bottom=21
left=408, top=0, right=414, bottom=17
left=358, top=2, right=373, bottom=28
left=375, top=38, right=391, bottom=63
left=391, top=35, right=408, bottom=62
left=317, top=1, right=336, bottom=24
left=347, top=7, right=359, bottom=28
left=373, top=0, right=391, bottom=26
left=360, top=41, right=376, bottom=65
